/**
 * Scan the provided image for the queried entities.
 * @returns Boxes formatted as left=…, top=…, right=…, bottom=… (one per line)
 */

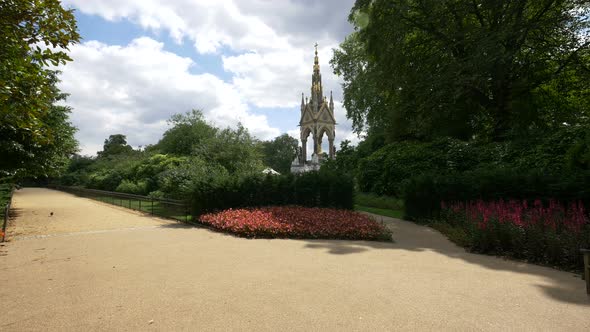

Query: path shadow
left=158, top=222, right=197, bottom=229
left=7, top=207, right=23, bottom=219
left=300, top=213, right=590, bottom=306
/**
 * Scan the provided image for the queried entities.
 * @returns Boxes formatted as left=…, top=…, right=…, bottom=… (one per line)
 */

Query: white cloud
left=64, top=0, right=292, bottom=53
left=65, top=0, right=354, bottom=100
left=59, top=37, right=279, bottom=155
left=61, top=0, right=359, bottom=153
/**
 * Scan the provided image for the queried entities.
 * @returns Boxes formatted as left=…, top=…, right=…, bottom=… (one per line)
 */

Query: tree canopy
left=332, top=0, right=590, bottom=142
left=259, top=134, right=298, bottom=174
left=0, top=0, right=80, bottom=178
left=97, top=134, right=134, bottom=158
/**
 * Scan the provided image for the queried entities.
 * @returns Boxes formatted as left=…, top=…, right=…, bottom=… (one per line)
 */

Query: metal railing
left=1, top=186, right=15, bottom=242
left=51, top=186, right=191, bottom=223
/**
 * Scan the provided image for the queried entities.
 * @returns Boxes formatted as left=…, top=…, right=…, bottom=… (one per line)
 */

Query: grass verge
left=355, top=192, right=404, bottom=210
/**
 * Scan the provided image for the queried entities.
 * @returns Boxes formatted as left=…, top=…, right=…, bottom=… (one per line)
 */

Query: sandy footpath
left=5, top=187, right=173, bottom=238
left=0, top=188, right=588, bottom=331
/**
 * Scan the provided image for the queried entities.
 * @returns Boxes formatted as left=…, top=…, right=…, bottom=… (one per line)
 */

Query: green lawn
left=355, top=205, right=405, bottom=219
left=354, top=192, right=404, bottom=211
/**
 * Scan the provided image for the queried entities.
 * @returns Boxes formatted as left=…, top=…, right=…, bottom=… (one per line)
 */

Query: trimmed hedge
left=190, top=170, right=354, bottom=216
left=403, top=168, right=590, bottom=220
left=356, top=127, right=589, bottom=198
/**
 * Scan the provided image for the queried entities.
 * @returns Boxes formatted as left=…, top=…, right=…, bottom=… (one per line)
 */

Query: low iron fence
left=51, top=186, right=191, bottom=223
left=1, top=186, right=15, bottom=242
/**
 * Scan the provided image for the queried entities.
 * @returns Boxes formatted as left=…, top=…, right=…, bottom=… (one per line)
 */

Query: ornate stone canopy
left=297, top=43, right=336, bottom=164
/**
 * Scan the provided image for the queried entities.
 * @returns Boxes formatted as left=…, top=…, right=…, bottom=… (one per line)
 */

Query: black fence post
left=151, top=199, right=154, bottom=215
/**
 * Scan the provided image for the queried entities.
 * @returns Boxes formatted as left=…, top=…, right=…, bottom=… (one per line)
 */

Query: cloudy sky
left=58, top=0, right=357, bottom=156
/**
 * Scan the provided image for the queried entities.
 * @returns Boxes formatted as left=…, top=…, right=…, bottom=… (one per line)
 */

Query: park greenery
left=2, top=1, right=590, bottom=259
left=327, top=0, right=590, bottom=269
left=1, top=0, right=80, bottom=179
left=59, top=110, right=310, bottom=200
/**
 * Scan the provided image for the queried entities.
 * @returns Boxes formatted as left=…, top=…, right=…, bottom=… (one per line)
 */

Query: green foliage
left=190, top=170, right=354, bottom=216
left=331, top=32, right=387, bottom=135
left=565, top=129, right=590, bottom=170
left=357, top=138, right=478, bottom=196
left=59, top=155, right=93, bottom=186
left=157, top=157, right=228, bottom=200
left=436, top=206, right=589, bottom=271
left=259, top=134, right=298, bottom=174
left=115, top=180, right=148, bottom=195
left=200, top=124, right=263, bottom=173
left=430, top=222, right=471, bottom=248
left=60, top=111, right=267, bottom=201
left=353, top=127, right=589, bottom=199
left=0, top=182, right=14, bottom=223
left=355, top=193, right=404, bottom=211
left=155, top=110, right=216, bottom=155
left=321, top=140, right=360, bottom=177
left=97, top=134, right=134, bottom=158
left=403, top=169, right=590, bottom=221
left=1, top=0, right=80, bottom=177
left=153, top=110, right=263, bottom=173
left=334, top=0, right=590, bottom=141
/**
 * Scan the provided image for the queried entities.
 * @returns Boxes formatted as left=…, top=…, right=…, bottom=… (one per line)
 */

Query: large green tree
left=155, top=109, right=217, bottom=155
left=0, top=71, right=78, bottom=177
left=0, top=0, right=80, bottom=177
left=154, top=110, right=263, bottom=173
left=97, top=134, right=134, bottom=158
left=332, top=0, right=590, bottom=141
left=260, top=134, right=298, bottom=174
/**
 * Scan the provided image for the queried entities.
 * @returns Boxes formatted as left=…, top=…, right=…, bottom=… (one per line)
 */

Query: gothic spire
left=311, top=43, right=323, bottom=110
left=301, top=92, right=305, bottom=110
left=314, top=43, right=319, bottom=71
left=329, top=90, right=334, bottom=110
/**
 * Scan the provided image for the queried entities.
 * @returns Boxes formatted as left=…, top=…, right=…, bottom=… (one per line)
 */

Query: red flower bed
left=439, top=199, right=590, bottom=270
left=199, top=206, right=392, bottom=241
left=442, top=199, right=588, bottom=233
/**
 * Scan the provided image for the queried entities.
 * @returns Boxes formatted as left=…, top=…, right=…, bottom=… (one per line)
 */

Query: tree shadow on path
left=302, top=213, right=590, bottom=306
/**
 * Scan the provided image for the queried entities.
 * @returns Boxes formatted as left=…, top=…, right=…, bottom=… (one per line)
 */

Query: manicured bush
left=439, top=199, right=590, bottom=270
left=190, top=170, right=354, bottom=216
left=199, top=206, right=392, bottom=241
left=403, top=168, right=590, bottom=220
left=354, top=127, right=588, bottom=199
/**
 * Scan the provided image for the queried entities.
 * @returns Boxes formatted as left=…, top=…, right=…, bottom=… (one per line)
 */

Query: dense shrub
left=357, top=138, right=479, bottom=196
left=355, top=127, right=589, bottom=198
left=190, top=170, right=354, bottom=216
left=438, top=199, right=590, bottom=270
left=115, top=179, right=148, bottom=195
left=199, top=206, right=392, bottom=241
left=403, top=168, right=590, bottom=221
left=86, top=169, right=123, bottom=191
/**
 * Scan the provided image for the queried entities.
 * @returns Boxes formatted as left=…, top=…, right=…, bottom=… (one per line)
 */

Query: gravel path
left=0, top=188, right=588, bottom=331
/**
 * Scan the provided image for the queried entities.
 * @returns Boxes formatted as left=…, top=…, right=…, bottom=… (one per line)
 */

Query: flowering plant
left=199, top=206, right=392, bottom=241
left=440, top=199, right=590, bottom=270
